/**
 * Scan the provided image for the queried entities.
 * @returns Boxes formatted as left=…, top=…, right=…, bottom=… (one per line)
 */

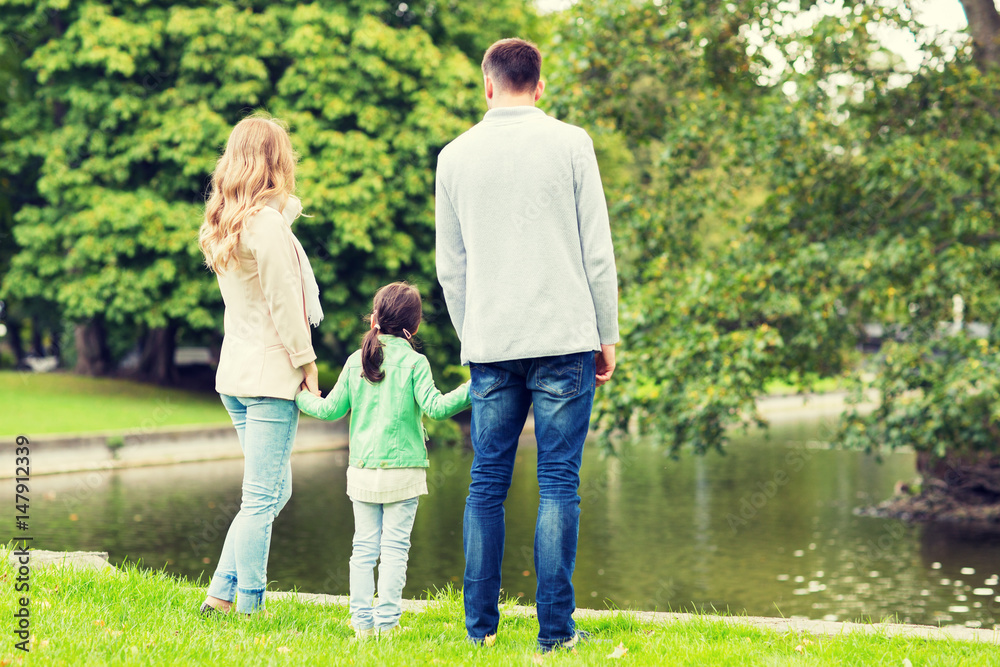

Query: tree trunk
left=137, top=325, right=178, bottom=385
left=31, top=325, right=44, bottom=357
left=74, top=319, right=110, bottom=376
left=49, top=326, right=62, bottom=362
left=917, top=450, right=1000, bottom=505
left=959, top=0, right=1000, bottom=67
left=6, top=319, right=25, bottom=367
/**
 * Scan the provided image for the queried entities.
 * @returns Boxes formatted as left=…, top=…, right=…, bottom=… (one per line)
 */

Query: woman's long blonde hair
left=199, top=113, right=298, bottom=273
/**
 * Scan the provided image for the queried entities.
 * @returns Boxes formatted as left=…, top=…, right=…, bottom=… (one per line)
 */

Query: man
left=435, top=38, right=619, bottom=651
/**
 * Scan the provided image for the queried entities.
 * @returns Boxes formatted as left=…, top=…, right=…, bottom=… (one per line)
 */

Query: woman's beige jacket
left=214, top=198, right=316, bottom=400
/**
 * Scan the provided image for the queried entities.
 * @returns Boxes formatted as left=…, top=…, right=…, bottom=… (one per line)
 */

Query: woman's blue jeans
left=206, top=394, right=298, bottom=613
left=463, top=351, right=596, bottom=649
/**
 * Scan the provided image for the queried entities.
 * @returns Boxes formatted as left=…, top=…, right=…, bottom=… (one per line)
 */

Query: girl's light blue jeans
left=349, top=497, right=419, bottom=631
left=206, top=394, right=298, bottom=614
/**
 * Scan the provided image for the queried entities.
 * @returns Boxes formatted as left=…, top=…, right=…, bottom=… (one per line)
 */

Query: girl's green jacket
left=296, top=334, right=471, bottom=469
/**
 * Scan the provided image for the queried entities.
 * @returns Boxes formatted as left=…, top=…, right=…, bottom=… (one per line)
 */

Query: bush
left=840, top=334, right=1000, bottom=503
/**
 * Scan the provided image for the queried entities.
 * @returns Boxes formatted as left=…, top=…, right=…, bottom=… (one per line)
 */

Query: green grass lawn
left=0, top=371, right=229, bottom=437
left=1, top=556, right=996, bottom=666
left=763, top=374, right=845, bottom=397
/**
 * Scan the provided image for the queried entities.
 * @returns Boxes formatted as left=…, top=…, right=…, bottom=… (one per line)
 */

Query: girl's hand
left=302, top=361, right=321, bottom=396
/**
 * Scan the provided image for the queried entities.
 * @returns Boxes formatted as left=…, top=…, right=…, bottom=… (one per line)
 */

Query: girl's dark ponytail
left=360, top=327, right=385, bottom=384
left=359, top=282, right=422, bottom=384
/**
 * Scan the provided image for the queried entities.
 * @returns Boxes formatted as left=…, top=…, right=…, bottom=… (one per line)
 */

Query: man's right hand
left=595, top=344, right=616, bottom=387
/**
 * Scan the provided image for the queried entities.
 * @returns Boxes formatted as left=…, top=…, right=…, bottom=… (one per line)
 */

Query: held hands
left=595, top=344, right=616, bottom=388
left=301, top=361, right=321, bottom=397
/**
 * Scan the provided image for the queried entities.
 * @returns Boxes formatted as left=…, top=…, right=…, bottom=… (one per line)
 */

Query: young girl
left=296, top=282, right=470, bottom=637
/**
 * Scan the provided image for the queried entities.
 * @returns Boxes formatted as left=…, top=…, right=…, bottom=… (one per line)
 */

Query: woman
left=197, top=114, right=323, bottom=615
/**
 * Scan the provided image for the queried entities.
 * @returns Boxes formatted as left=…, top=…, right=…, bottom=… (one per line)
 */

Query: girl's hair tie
left=374, top=323, right=381, bottom=330
left=402, top=328, right=412, bottom=340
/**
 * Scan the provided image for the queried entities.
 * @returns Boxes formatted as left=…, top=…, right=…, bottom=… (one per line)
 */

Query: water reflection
left=12, top=418, right=1000, bottom=628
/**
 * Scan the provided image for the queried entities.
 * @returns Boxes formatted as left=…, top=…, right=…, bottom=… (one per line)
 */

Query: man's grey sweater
left=435, top=106, right=619, bottom=365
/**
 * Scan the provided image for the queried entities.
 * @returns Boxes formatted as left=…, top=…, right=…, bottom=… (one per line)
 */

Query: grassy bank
left=1, top=366, right=851, bottom=439
left=762, top=374, right=845, bottom=397
left=1, top=558, right=995, bottom=666
left=0, top=371, right=228, bottom=436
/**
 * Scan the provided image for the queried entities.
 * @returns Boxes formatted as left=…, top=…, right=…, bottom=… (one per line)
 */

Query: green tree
left=0, top=5, right=64, bottom=366
left=544, top=0, right=832, bottom=453
left=0, top=1, right=536, bottom=384
left=729, top=0, right=1000, bottom=502
left=543, top=0, right=994, bottom=478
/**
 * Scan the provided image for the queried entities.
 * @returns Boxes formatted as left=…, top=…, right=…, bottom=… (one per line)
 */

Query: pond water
left=13, top=418, right=1000, bottom=629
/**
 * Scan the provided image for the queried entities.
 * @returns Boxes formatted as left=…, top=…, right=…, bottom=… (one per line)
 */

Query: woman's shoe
left=200, top=597, right=232, bottom=616
left=200, top=602, right=225, bottom=616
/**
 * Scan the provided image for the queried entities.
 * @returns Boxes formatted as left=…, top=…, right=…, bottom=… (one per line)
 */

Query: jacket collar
left=265, top=195, right=302, bottom=226
left=379, top=334, right=413, bottom=348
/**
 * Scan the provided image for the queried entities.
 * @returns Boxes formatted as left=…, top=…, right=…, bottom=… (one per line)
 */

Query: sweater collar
left=482, top=106, right=546, bottom=124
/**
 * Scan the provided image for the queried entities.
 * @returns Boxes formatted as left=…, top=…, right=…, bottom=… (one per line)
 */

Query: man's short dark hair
left=482, top=38, right=542, bottom=95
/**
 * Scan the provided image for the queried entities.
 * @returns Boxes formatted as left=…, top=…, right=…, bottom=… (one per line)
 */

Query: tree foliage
left=3, top=0, right=1000, bottom=488
left=0, top=0, right=535, bottom=384
left=547, top=0, right=1000, bottom=478
left=545, top=0, right=828, bottom=453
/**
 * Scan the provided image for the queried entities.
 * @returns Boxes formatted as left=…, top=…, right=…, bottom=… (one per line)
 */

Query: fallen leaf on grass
left=483, top=634, right=497, bottom=647
left=277, top=647, right=290, bottom=654
left=902, top=660, right=913, bottom=667
left=531, top=653, right=545, bottom=665
left=794, top=645, right=805, bottom=654
left=93, top=620, right=105, bottom=627
left=609, top=643, right=628, bottom=659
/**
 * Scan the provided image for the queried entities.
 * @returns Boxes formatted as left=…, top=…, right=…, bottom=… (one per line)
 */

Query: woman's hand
left=302, top=361, right=321, bottom=396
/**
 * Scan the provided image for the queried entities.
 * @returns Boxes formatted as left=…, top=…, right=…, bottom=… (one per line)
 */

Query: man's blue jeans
left=206, top=395, right=297, bottom=613
left=463, top=351, right=596, bottom=648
